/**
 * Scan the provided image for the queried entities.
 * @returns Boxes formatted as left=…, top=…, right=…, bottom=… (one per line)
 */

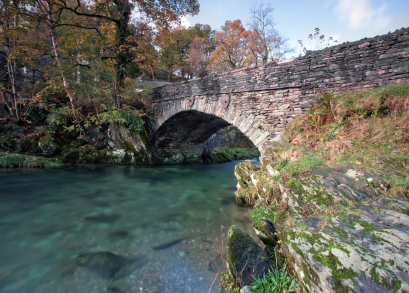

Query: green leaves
left=98, top=105, right=144, bottom=133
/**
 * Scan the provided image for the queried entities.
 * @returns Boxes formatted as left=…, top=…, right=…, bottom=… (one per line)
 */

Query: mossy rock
left=60, top=147, right=80, bottom=163
left=227, top=225, right=271, bottom=286
left=209, top=152, right=230, bottom=163
left=76, top=252, right=126, bottom=278
left=234, top=160, right=256, bottom=186
left=22, top=135, right=41, bottom=153
left=0, top=134, right=15, bottom=151
left=253, top=218, right=278, bottom=247
left=38, top=134, right=61, bottom=157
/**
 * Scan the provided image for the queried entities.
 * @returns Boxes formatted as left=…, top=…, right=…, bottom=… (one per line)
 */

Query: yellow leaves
left=292, top=139, right=298, bottom=145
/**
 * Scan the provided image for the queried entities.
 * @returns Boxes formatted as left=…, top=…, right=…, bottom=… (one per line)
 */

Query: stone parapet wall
left=153, top=27, right=409, bottom=102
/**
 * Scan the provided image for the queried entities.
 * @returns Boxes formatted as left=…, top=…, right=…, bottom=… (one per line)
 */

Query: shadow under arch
left=149, top=110, right=256, bottom=164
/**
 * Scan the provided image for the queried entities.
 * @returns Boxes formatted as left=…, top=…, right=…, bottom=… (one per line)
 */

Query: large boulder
left=227, top=225, right=271, bottom=286
left=275, top=166, right=409, bottom=292
left=107, top=124, right=151, bottom=164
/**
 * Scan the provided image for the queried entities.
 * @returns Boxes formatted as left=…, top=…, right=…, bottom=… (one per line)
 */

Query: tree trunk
left=0, top=91, right=15, bottom=118
left=167, top=65, right=172, bottom=82
left=6, top=60, right=18, bottom=119
left=45, top=0, right=77, bottom=121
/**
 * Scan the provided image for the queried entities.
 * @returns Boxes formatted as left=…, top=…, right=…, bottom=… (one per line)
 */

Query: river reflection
left=0, top=160, right=258, bottom=293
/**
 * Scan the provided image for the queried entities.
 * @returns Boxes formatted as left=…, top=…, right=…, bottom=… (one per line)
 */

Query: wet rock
left=253, top=218, right=278, bottom=246
left=76, top=252, right=125, bottom=278
left=227, top=225, right=271, bottom=286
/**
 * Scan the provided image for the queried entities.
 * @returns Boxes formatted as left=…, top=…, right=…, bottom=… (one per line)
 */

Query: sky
left=183, top=0, right=409, bottom=57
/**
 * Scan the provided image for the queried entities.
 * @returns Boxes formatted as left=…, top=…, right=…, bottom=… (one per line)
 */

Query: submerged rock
left=76, top=252, right=126, bottom=278
left=84, top=213, right=120, bottom=223
left=253, top=218, right=278, bottom=246
left=226, top=225, right=271, bottom=286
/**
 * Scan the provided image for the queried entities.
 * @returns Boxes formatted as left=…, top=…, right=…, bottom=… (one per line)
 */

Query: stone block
left=278, top=103, right=290, bottom=110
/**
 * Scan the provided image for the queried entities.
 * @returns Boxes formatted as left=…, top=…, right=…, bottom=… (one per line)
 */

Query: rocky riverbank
left=223, top=85, right=409, bottom=292
left=0, top=118, right=258, bottom=167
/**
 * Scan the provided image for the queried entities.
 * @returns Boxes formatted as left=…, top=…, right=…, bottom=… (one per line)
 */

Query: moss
left=208, top=147, right=260, bottom=163
left=234, top=160, right=256, bottom=186
left=285, top=178, right=302, bottom=191
left=59, top=145, right=80, bottom=163
left=0, top=134, right=15, bottom=151
left=23, top=136, right=39, bottom=153
left=274, top=209, right=289, bottom=224
left=330, top=225, right=349, bottom=238
left=0, top=151, right=63, bottom=168
left=275, top=155, right=325, bottom=177
left=313, top=251, right=357, bottom=293
left=370, top=262, right=402, bottom=292
left=209, top=152, right=230, bottom=163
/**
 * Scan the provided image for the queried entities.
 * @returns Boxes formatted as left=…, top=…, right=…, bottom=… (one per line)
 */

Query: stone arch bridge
left=146, top=28, right=409, bottom=163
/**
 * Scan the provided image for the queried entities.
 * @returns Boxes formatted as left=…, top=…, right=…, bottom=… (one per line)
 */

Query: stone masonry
left=148, top=27, right=409, bottom=155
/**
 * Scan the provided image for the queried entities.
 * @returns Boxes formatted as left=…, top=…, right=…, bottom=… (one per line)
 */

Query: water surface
left=0, top=161, right=257, bottom=293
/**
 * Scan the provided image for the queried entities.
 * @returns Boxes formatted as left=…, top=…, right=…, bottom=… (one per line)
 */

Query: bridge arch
left=148, top=93, right=274, bottom=163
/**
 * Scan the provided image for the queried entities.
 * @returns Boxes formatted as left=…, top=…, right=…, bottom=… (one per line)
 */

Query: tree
left=248, top=1, right=292, bottom=64
left=156, top=26, right=190, bottom=81
left=0, top=0, right=45, bottom=119
left=186, top=36, right=206, bottom=78
left=208, top=20, right=257, bottom=73
left=19, top=0, right=200, bottom=112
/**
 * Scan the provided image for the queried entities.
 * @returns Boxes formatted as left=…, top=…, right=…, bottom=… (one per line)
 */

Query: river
left=0, top=160, right=258, bottom=293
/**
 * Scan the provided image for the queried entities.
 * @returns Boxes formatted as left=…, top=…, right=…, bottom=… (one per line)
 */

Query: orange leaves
left=208, top=19, right=259, bottom=73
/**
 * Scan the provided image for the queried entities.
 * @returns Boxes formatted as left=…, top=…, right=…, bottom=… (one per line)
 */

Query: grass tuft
left=250, top=265, right=299, bottom=293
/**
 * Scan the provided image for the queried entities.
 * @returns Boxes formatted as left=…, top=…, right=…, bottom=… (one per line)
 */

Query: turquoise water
left=0, top=161, right=257, bottom=293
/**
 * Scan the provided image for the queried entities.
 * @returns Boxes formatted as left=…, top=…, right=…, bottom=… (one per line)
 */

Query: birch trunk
left=45, top=1, right=77, bottom=121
